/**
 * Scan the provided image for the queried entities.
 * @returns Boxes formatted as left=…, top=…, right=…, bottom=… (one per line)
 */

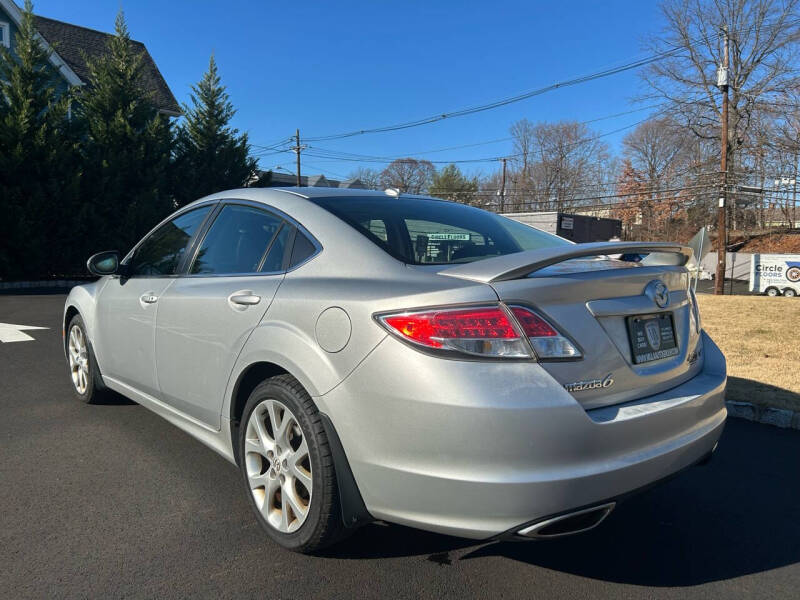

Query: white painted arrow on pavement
left=0, top=323, right=50, bottom=343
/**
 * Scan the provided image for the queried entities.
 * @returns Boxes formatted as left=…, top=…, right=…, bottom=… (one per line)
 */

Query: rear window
left=311, top=196, right=569, bottom=265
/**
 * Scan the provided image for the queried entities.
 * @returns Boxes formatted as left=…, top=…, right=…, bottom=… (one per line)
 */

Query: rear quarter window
left=289, top=230, right=317, bottom=268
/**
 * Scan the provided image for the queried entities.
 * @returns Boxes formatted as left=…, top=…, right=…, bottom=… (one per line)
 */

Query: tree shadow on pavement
left=726, top=376, right=800, bottom=413
left=330, top=419, right=800, bottom=587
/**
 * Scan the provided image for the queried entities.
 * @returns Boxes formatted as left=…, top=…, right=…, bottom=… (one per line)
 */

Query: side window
left=191, top=204, right=283, bottom=275
left=128, top=206, right=212, bottom=276
left=0, top=22, right=9, bottom=49
left=289, top=230, right=317, bottom=268
left=260, top=224, right=290, bottom=273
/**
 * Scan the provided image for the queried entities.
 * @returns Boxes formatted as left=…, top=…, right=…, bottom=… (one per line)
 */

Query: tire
left=783, top=288, right=797, bottom=298
left=65, top=315, right=107, bottom=404
left=238, top=374, right=345, bottom=553
left=765, top=287, right=780, bottom=297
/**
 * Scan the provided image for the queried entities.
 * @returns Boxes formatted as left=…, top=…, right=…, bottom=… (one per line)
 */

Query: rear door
left=154, top=202, right=302, bottom=429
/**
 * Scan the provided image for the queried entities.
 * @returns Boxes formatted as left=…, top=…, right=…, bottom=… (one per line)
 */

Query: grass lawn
left=697, top=294, right=800, bottom=411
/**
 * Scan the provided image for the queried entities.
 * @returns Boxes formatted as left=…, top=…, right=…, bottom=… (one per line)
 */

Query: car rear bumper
left=315, top=330, right=727, bottom=540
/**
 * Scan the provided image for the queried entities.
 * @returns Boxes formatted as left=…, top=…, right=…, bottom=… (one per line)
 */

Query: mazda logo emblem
left=645, top=279, right=670, bottom=308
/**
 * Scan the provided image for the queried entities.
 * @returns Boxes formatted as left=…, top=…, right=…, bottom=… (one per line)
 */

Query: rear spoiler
left=437, top=242, right=693, bottom=283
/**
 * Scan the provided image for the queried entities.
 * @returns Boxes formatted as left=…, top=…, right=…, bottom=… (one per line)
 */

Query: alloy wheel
left=244, top=399, right=313, bottom=533
left=68, top=325, right=89, bottom=394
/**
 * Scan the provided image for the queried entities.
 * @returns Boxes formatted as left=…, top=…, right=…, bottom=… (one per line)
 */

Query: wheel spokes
left=244, top=398, right=313, bottom=534
left=288, top=438, right=312, bottom=491
left=244, top=437, right=264, bottom=456
left=68, top=326, right=89, bottom=394
left=267, top=402, right=291, bottom=448
left=250, top=406, right=276, bottom=456
left=282, top=482, right=308, bottom=520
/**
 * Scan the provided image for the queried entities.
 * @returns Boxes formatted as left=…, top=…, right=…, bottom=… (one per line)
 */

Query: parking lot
left=2, top=293, right=800, bottom=599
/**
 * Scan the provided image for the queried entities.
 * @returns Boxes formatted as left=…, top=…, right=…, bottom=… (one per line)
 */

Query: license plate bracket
left=626, top=312, right=679, bottom=364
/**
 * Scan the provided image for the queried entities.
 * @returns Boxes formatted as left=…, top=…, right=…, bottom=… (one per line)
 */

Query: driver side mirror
left=86, top=251, right=121, bottom=276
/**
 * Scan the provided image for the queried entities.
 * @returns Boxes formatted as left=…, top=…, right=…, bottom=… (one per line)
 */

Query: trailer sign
left=750, top=254, right=800, bottom=297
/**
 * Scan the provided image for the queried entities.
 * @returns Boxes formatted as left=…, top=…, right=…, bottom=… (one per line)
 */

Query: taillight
left=510, top=306, right=581, bottom=359
left=377, top=306, right=531, bottom=358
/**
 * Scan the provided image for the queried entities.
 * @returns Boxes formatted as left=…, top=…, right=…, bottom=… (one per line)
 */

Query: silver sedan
left=64, top=187, right=726, bottom=552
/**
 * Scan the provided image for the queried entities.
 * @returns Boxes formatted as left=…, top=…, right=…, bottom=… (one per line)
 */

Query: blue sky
left=33, top=0, right=665, bottom=179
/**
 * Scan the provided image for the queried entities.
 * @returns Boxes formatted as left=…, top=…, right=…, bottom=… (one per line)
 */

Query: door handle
left=228, top=292, right=261, bottom=306
left=140, top=293, right=158, bottom=304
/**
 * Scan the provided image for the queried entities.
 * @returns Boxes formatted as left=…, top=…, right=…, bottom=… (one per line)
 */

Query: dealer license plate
left=626, top=312, right=679, bottom=364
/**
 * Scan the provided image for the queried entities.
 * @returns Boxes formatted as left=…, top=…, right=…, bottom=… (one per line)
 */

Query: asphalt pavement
left=2, top=293, right=799, bottom=599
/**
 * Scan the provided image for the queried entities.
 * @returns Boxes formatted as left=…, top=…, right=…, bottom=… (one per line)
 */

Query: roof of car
left=262, top=187, right=456, bottom=205
left=187, top=187, right=451, bottom=214
left=268, top=187, right=426, bottom=199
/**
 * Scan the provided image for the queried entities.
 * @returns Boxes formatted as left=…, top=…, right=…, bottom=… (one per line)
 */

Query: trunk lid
left=438, top=243, right=702, bottom=410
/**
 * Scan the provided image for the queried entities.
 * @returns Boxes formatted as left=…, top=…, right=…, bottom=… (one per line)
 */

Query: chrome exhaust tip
left=516, top=502, right=615, bottom=539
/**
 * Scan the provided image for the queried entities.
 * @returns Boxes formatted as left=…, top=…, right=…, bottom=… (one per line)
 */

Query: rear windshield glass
left=311, top=196, right=570, bottom=265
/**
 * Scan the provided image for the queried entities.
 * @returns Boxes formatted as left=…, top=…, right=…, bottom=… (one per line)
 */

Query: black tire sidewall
left=238, top=376, right=336, bottom=552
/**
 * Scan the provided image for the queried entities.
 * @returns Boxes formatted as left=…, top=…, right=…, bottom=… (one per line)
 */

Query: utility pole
left=292, top=129, right=306, bottom=187
left=499, top=158, right=507, bottom=213
left=793, top=153, right=798, bottom=229
left=714, top=26, right=730, bottom=295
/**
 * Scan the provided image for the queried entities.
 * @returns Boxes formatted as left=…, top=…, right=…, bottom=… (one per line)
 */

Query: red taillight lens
left=509, top=306, right=581, bottom=359
left=510, top=307, right=558, bottom=337
left=383, top=307, right=517, bottom=347
left=379, top=306, right=531, bottom=358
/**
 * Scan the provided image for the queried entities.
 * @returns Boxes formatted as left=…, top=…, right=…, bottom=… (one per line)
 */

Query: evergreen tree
left=172, top=55, right=256, bottom=207
left=0, top=0, right=80, bottom=278
left=77, top=10, right=173, bottom=255
left=430, top=164, right=479, bottom=205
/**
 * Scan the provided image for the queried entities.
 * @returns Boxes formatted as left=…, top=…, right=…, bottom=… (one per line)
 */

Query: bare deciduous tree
left=347, top=166, right=381, bottom=189
left=623, top=117, right=688, bottom=179
left=517, top=121, right=612, bottom=212
left=622, top=117, right=691, bottom=234
left=379, top=158, right=435, bottom=194
left=510, top=118, right=536, bottom=177
left=642, top=0, right=800, bottom=169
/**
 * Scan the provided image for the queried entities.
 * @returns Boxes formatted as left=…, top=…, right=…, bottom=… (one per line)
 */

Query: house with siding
left=252, top=170, right=367, bottom=189
left=0, top=0, right=179, bottom=114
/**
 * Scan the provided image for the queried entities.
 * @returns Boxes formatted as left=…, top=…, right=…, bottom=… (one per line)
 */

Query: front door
left=94, top=205, right=213, bottom=397
left=155, top=203, right=291, bottom=428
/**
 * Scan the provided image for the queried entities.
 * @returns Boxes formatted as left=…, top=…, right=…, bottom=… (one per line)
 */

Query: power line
left=308, top=103, right=670, bottom=159
left=301, top=50, right=684, bottom=142
left=302, top=118, right=653, bottom=165
left=257, top=94, right=713, bottom=170
left=251, top=138, right=294, bottom=153
left=299, top=17, right=799, bottom=143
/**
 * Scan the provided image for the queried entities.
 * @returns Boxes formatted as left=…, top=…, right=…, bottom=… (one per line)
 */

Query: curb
left=0, top=280, right=87, bottom=292
left=726, top=400, right=800, bottom=430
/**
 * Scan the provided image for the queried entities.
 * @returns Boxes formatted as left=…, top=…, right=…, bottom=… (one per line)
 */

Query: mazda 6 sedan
left=64, top=187, right=727, bottom=552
